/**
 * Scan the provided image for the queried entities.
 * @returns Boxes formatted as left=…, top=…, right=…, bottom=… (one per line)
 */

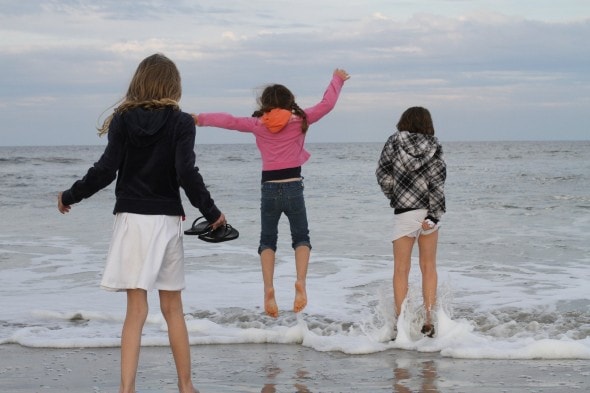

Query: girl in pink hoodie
left=194, top=69, right=350, bottom=318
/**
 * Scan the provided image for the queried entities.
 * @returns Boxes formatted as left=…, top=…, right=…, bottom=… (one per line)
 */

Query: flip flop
left=198, top=224, right=239, bottom=243
left=184, top=216, right=212, bottom=236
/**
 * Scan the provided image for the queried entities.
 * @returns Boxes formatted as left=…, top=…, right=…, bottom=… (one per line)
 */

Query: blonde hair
left=98, top=53, right=182, bottom=136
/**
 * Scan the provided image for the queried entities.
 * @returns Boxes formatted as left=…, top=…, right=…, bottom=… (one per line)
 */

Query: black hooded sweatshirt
left=61, top=107, right=221, bottom=222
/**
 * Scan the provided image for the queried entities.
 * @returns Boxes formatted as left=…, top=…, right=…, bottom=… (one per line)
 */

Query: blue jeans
left=258, top=180, right=311, bottom=254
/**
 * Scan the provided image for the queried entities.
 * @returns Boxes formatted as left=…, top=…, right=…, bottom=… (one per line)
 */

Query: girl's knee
left=126, top=289, right=149, bottom=319
left=159, top=291, right=183, bottom=317
left=394, top=266, right=411, bottom=277
left=419, top=261, right=437, bottom=275
left=125, top=303, right=149, bottom=324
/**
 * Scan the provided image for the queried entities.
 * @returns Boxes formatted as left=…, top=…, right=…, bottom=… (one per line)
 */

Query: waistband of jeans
left=261, top=166, right=302, bottom=183
left=261, top=179, right=304, bottom=189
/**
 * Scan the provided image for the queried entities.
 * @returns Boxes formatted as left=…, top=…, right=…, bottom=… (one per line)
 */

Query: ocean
left=0, top=141, right=589, bottom=359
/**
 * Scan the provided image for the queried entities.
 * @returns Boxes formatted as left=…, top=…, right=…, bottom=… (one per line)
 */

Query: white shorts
left=100, top=213, right=185, bottom=292
left=392, top=209, right=440, bottom=242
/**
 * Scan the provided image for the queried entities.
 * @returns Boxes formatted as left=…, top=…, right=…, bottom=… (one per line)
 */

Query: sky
left=0, top=0, right=589, bottom=146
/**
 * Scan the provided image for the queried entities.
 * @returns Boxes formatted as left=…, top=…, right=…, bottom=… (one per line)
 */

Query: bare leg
left=392, top=236, right=416, bottom=317
left=120, top=289, right=148, bottom=393
left=293, top=245, right=310, bottom=313
left=417, top=230, right=439, bottom=325
left=159, top=290, right=198, bottom=393
left=260, top=249, right=279, bottom=317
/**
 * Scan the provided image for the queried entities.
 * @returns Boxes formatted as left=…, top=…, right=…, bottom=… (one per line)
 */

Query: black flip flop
left=184, top=216, right=212, bottom=236
left=198, top=224, right=239, bottom=243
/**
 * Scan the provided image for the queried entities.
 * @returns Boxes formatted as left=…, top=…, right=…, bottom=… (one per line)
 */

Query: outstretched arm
left=304, top=68, right=350, bottom=124
left=192, top=112, right=259, bottom=133
left=59, top=117, right=124, bottom=211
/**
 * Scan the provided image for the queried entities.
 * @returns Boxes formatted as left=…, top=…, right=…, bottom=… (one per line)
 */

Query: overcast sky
left=1, top=0, right=589, bottom=146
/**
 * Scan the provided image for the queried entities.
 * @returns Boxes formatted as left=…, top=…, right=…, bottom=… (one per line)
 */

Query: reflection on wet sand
left=393, top=360, right=439, bottom=393
left=261, top=362, right=311, bottom=393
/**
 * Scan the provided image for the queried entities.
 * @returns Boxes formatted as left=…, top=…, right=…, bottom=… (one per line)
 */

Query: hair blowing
left=98, top=53, right=181, bottom=136
left=396, top=106, right=435, bottom=136
left=251, top=84, right=308, bottom=133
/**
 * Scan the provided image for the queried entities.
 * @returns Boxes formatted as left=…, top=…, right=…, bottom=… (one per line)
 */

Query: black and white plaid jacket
left=376, top=131, right=446, bottom=221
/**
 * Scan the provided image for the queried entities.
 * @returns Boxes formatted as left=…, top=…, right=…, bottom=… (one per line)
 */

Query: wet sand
left=1, top=343, right=588, bottom=392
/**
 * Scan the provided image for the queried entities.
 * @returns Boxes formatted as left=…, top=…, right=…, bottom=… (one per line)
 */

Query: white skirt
left=392, top=209, right=439, bottom=242
left=100, top=213, right=185, bottom=292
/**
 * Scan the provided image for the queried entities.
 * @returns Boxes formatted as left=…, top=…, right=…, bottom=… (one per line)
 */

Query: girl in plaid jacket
left=376, top=106, right=446, bottom=339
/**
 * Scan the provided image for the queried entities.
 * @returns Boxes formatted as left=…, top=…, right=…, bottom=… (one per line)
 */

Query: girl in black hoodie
left=58, top=53, right=224, bottom=393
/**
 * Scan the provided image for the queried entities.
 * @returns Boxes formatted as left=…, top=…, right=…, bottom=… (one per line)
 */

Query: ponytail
left=291, top=102, right=308, bottom=133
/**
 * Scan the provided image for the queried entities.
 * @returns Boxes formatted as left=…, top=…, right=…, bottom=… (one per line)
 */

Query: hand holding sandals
left=184, top=215, right=239, bottom=243
left=211, top=213, right=226, bottom=230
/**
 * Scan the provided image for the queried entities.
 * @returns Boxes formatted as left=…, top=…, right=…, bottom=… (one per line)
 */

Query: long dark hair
left=252, top=84, right=308, bottom=133
left=396, top=107, right=435, bottom=136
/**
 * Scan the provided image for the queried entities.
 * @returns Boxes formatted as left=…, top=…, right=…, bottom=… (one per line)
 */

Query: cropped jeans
left=258, top=180, right=311, bottom=254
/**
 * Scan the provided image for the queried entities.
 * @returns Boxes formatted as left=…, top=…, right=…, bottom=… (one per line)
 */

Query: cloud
left=0, top=1, right=589, bottom=145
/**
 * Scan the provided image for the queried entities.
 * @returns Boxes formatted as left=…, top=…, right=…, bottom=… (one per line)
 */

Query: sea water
left=0, top=141, right=589, bottom=359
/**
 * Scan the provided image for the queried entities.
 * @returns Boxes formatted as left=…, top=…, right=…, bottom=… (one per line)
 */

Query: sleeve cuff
left=61, top=189, right=76, bottom=206
left=426, top=215, right=439, bottom=224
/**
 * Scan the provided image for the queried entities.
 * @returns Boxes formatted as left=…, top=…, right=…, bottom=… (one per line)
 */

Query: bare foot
left=293, top=280, right=307, bottom=313
left=265, top=287, right=279, bottom=318
left=178, top=383, right=199, bottom=393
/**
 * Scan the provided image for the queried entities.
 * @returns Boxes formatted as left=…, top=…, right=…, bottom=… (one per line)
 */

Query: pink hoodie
left=196, top=75, right=345, bottom=171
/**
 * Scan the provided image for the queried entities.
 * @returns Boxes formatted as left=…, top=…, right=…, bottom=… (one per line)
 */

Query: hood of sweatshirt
left=121, top=107, right=172, bottom=147
left=397, top=131, right=439, bottom=172
left=261, top=108, right=292, bottom=133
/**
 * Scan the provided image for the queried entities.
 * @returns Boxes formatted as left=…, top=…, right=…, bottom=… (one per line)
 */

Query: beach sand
left=1, top=343, right=588, bottom=392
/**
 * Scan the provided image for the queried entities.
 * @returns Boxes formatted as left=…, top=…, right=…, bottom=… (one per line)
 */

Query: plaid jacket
left=376, top=131, right=446, bottom=220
